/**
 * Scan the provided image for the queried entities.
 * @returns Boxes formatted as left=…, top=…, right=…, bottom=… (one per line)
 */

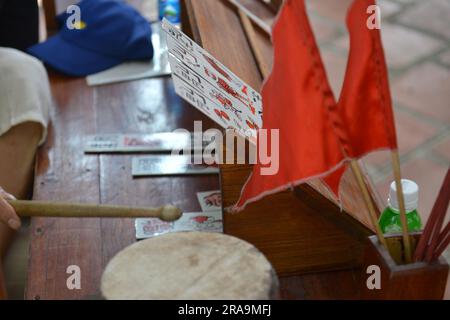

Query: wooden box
left=361, top=234, right=449, bottom=300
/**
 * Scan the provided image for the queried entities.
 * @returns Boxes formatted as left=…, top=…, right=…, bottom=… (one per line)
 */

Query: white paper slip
left=135, top=218, right=174, bottom=240
left=172, top=75, right=233, bottom=130
left=197, top=190, right=222, bottom=212
left=135, top=211, right=223, bottom=240
left=132, top=155, right=219, bottom=177
left=84, top=132, right=208, bottom=153
left=162, top=18, right=262, bottom=142
left=86, top=22, right=171, bottom=86
left=173, top=211, right=223, bottom=233
left=169, top=56, right=258, bottom=138
left=162, top=18, right=263, bottom=118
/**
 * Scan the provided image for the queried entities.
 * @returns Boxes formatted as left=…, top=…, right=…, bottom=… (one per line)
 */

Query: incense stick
left=432, top=223, right=450, bottom=260
left=415, top=168, right=450, bottom=262
left=424, top=169, right=450, bottom=262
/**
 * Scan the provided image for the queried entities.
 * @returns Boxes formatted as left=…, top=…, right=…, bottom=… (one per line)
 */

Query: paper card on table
left=84, top=132, right=207, bottom=153
left=173, top=211, right=223, bottom=233
left=135, top=218, right=173, bottom=240
left=132, top=155, right=219, bottom=177
left=135, top=211, right=223, bottom=240
left=86, top=22, right=171, bottom=86
left=197, top=190, right=222, bottom=212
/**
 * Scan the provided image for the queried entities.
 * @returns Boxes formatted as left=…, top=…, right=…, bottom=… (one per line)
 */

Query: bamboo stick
left=227, top=0, right=272, bottom=35
left=391, top=151, right=412, bottom=263
left=350, top=160, right=387, bottom=249
left=238, top=9, right=272, bottom=78
left=7, top=200, right=182, bottom=222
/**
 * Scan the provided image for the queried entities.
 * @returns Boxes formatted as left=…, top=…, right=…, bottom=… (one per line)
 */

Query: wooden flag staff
left=391, top=151, right=412, bottom=263
left=7, top=200, right=183, bottom=222
left=350, top=160, right=388, bottom=249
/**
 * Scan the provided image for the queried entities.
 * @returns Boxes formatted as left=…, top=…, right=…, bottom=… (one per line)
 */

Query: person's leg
left=0, top=121, right=43, bottom=299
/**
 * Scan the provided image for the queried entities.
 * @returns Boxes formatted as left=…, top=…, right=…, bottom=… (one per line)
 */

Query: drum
left=101, top=232, right=279, bottom=300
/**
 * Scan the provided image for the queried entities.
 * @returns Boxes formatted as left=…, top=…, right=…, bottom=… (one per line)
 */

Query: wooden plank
left=95, top=79, right=220, bottom=279
left=279, top=269, right=361, bottom=300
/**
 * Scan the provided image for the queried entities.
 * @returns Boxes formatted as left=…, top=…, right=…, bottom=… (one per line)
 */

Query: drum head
left=101, top=232, right=278, bottom=300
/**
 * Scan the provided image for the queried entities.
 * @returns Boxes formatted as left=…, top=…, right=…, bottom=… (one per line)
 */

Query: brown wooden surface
left=361, top=235, right=449, bottom=300
left=26, top=74, right=220, bottom=300
left=26, top=0, right=367, bottom=299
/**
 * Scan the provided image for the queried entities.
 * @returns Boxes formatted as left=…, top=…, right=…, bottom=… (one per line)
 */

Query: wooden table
left=26, top=0, right=365, bottom=299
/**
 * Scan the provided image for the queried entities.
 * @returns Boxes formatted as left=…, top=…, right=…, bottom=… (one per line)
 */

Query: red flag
left=233, top=0, right=345, bottom=210
left=233, top=0, right=398, bottom=211
left=322, top=0, right=399, bottom=194
left=338, top=0, right=398, bottom=156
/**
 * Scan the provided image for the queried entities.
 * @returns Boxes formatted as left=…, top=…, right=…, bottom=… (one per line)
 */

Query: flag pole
left=350, top=160, right=388, bottom=249
left=391, top=150, right=412, bottom=263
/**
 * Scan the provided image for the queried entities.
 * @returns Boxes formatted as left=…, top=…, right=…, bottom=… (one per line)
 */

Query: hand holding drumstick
left=0, top=186, right=182, bottom=225
left=0, top=187, right=20, bottom=230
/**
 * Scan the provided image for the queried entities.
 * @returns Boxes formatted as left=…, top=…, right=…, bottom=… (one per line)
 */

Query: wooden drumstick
left=7, top=200, right=182, bottom=222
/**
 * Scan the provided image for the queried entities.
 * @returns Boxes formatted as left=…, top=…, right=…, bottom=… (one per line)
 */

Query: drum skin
left=101, top=232, right=279, bottom=300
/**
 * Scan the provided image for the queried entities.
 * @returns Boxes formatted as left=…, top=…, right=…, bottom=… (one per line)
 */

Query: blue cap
left=28, top=0, right=154, bottom=76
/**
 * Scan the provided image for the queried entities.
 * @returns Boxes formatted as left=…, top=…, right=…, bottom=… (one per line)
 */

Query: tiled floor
left=309, top=0, right=450, bottom=298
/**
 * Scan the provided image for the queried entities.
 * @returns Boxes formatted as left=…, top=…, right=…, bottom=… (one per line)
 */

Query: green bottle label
left=379, top=207, right=422, bottom=235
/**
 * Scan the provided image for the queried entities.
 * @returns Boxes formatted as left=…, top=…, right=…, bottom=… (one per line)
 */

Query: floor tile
left=380, top=23, right=445, bottom=69
left=363, top=109, right=440, bottom=168
left=433, top=137, right=450, bottom=161
left=391, top=62, right=450, bottom=122
left=396, top=0, right=450, bottom=40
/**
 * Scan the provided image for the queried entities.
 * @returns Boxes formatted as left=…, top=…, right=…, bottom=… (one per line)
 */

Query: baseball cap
left=28, top=0, right=154, bottom=76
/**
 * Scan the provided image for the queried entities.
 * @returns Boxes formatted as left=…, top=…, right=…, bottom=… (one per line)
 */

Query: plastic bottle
left=379, top=179, right=422, bottom=234
left=159, top=0, right=181, bottom=24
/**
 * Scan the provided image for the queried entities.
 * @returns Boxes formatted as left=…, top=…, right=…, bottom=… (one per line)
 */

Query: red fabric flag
left=233, top=0, right=345, bottom=210
left=322, top=0, right=399, bottom=194
left=339, top=0, right=398, bottom=156
left=233, top=0, right=398, bottom=211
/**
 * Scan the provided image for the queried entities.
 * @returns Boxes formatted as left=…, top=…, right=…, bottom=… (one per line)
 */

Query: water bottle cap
left=388, top=179, right=419, bottom=212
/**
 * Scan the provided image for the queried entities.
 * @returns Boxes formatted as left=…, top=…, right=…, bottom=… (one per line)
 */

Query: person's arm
left=0, top=187, right=20, bottom=299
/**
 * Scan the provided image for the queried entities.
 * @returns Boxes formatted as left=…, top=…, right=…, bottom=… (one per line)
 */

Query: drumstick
left=7, top=200, right=182, bottom=222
